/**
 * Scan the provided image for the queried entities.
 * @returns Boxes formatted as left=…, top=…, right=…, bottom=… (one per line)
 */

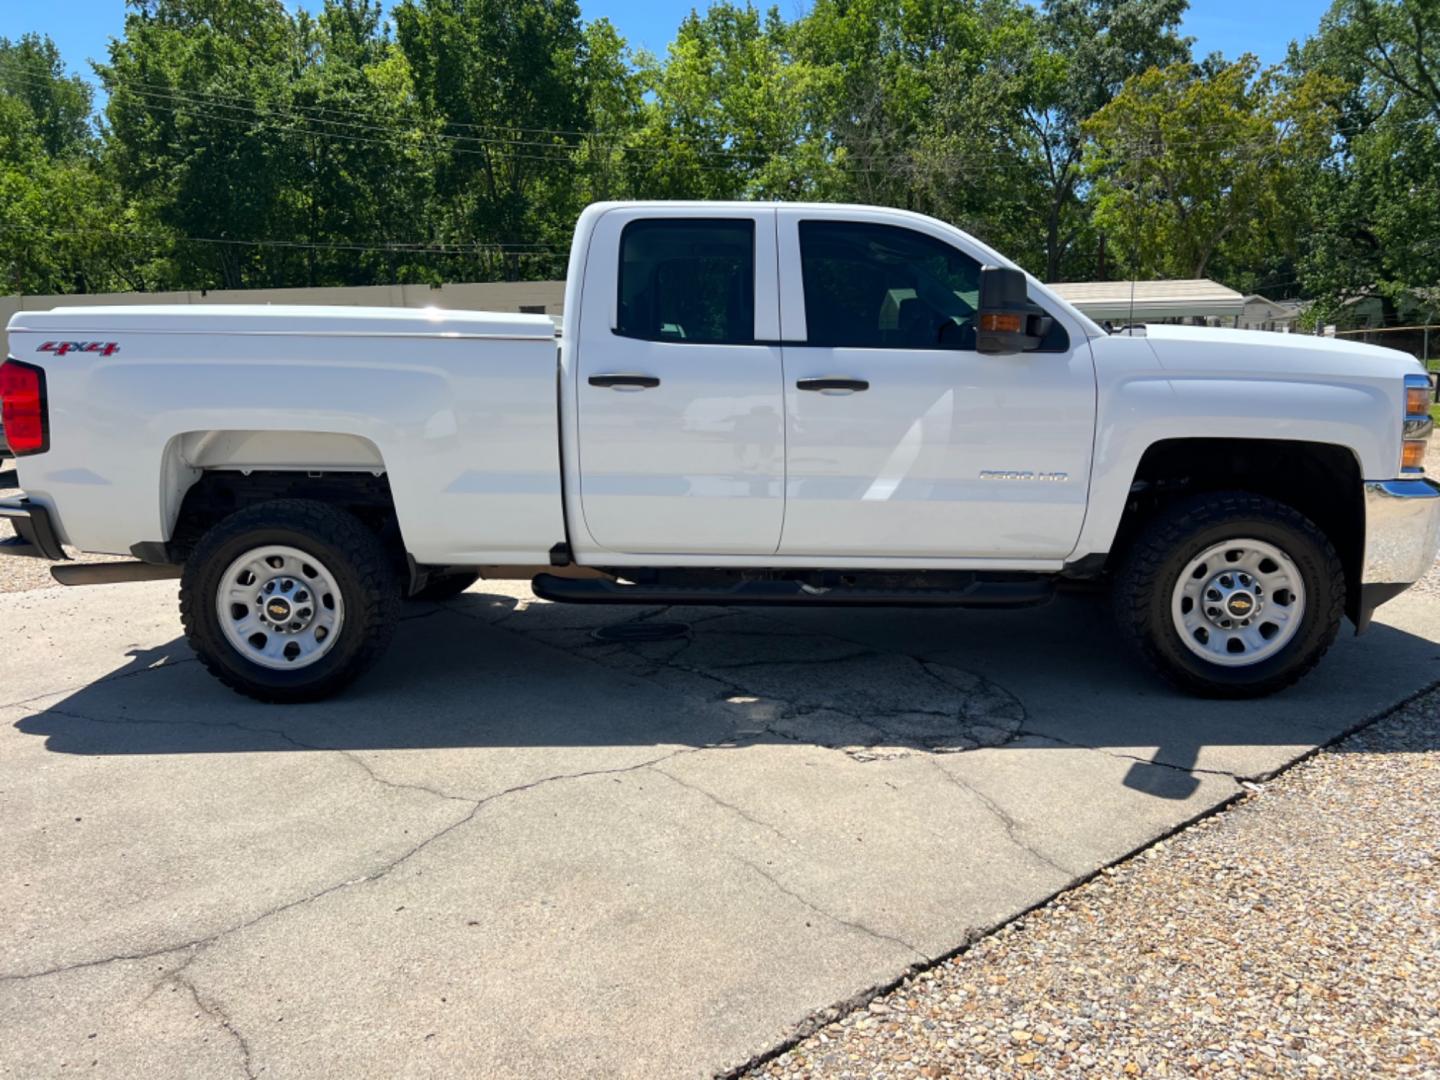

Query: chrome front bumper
left=1362, top=478, right=1440, bottom=585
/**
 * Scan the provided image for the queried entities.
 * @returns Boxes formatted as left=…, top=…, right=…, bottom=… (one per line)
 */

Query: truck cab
left=561, top=203, right=1096, bottom=564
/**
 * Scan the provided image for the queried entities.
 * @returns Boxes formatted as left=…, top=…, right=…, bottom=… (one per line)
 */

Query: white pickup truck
left=3, top=202, right=1437, bottom=702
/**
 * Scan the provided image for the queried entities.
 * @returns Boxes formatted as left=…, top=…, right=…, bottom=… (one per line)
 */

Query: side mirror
left=976, top=266, right=1053, bottom=355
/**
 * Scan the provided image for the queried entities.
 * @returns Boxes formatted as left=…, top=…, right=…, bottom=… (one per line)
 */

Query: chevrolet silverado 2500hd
left=2, top=202, right=1437, bottom=702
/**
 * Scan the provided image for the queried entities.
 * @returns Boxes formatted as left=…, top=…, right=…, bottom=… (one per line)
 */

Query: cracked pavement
left=3, top=578, right=1439, bottom=1078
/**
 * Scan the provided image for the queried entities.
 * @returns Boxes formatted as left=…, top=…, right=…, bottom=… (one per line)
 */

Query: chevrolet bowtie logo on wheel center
left=266, top=599, right=292, bottom=622
left=1227, top=594, right=1255, bottom=617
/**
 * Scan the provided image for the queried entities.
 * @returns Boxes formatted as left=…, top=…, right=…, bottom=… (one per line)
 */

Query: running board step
left=530, top=574, right=1054, bottom=609
left=51, top=561, right=183, bottom=587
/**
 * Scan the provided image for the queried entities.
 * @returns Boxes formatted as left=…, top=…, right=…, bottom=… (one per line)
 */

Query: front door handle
left=589, top=373, right=660, bottom=390
left=796, top=377, right=869, bottom=393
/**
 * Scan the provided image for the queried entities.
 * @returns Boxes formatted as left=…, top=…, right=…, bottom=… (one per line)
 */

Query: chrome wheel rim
left=1170, top=538, right=1306, bottom=668
left=216, top=545, right=345, bottom=671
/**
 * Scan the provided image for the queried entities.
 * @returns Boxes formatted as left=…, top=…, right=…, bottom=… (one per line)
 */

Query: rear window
left=616, top=219, right=755, bottom=344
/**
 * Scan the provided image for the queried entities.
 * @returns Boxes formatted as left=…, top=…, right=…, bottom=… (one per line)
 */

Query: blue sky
left=4, top=0, right=1333, bottom=84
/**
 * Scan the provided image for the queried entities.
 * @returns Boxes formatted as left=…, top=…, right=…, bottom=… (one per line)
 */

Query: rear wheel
left=1113, top=492, right=1344, bottom=698
left=180, top=499, right=400, bottom=702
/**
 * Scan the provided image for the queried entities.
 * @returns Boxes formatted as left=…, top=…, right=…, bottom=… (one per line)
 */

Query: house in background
left=1327, top=288, right=1439, bottom=364
left=1231, top=294, right=1305, bottom=333
left=1048, top=279, right=1311, bottom=334
left=1049, top=279, right=1244, bottom=327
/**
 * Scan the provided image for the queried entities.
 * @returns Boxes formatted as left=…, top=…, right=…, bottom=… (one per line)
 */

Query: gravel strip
left=745, top=688, right=1440, bottom=1079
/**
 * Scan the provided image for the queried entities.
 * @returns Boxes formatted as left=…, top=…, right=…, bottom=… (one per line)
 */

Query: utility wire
left=0, top=224, right=573, bottom=257
left=66, top=65, right=1437, bottom=145
left=9, top=66, right=1428, bottom=171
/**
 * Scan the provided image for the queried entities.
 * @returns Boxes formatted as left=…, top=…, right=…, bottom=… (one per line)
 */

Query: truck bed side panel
left=8, top=324, right=564, bottom=563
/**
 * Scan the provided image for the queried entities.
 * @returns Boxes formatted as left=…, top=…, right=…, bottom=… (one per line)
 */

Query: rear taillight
left=0, top=359, right=49, bottom=456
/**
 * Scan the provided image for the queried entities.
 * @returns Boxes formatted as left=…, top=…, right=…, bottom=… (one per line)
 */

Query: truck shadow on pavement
left=14, top=589, right=1440, bottom=801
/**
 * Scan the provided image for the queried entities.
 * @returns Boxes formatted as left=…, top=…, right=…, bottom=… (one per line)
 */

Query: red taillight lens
left=0, top=359, right=49, bottom=455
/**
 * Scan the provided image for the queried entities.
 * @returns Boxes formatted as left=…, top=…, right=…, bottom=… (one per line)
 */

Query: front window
left=798, top=221, right=982, bottom=350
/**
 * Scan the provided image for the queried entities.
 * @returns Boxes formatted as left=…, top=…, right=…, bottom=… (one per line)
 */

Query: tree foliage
left=1084, top=56, right=1340, bottom=281
left=1292, top=0, right=1440, bottom=323
left=0, top=0, right=1435, bottom=319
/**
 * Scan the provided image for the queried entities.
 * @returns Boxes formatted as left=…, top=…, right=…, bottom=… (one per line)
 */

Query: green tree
left=99, top=0, right=307, bottom=288
left=573, top=19, right=645, bottom=203
left=0, top=35, right=134, bottom=294
left=1083, top=56, right=1339, bottom=281
left=394, top=0, right=589, bottom=281
left=98, top=0, right=435, bottom=289
left=1293, top=0, right=1440, bottom=323
left=285, top=1, right=435, bottom=286
left=795, top=0, right=986, bottom=209
left=791, top=0, right=1042, bottom=262
left=788, top=0, right=1188, bottom=279
left=0, top=33, right=95, bottom=158
left=630, top=3, right=839, bottom=202
left=1024, top=0, right=1192, bottom=280
left=6, top=0, right=1421, bottom=303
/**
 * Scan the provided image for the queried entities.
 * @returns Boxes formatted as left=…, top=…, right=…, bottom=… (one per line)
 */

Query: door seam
left=773, top=208, right=789, bottom=556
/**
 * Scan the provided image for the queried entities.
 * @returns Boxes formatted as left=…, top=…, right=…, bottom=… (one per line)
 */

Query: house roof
left=1241, top=294, right=1302, bottom=317
left=1049, top=278, right=1246, bottom=320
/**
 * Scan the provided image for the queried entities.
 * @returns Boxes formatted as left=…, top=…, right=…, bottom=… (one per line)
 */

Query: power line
left=7, top=68, right=790, bottom=165
left=10, top=65, right=1426, bottom=174
left=0, top=224, right=572, bottom=257
left=67, top=63, right=1439, bottom=147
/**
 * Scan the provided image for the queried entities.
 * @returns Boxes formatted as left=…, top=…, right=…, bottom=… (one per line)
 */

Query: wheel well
left=168, top=470, right=404, bottom=570
left=1115, top=438, right=1365, bottom=622
left=160, top=430, right=388, bottom=540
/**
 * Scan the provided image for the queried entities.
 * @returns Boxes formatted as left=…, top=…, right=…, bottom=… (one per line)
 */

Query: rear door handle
left=796, top=377, right=869, bottom=393
left=589, top=373, right=660, bottom=390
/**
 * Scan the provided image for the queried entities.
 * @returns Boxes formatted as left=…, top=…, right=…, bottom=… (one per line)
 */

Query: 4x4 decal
left=37, top=340, right=120, bottom=357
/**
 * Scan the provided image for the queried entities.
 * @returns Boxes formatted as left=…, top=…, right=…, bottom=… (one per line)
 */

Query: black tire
left=179, top=499, right=400, bottom=703
left=1112, top=491, right=1345, bottom=698
left=407, top=570, right=480, bottom=602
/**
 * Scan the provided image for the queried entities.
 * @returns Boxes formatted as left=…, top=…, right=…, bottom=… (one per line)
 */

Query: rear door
left=775, top=208, right=1096, bottom=559
left=572, top=207, right=785, bottom=555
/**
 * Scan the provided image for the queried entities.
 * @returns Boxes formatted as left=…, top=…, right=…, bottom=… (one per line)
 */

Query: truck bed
left=5, top=304, right=566, bottom=563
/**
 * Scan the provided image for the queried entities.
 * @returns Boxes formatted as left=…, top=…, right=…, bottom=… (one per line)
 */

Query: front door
left=574, top=208, right=786, bottom=555
left=776, top=209, right=1096, bottom=560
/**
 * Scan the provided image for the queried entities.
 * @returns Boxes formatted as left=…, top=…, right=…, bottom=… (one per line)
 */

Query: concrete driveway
left=2, top=579, right=1437, bottom=1078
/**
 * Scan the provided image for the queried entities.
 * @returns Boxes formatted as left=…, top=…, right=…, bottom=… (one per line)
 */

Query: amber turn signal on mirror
left=979, top=312, right=1024, bottom=333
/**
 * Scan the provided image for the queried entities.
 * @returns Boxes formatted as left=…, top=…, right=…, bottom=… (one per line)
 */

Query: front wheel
left=1113, top=492, right=1344, bottom=698
left=180, top=500, right=400, bottom=702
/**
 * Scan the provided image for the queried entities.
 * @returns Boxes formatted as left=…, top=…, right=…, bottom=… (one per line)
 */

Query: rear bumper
left=0, top=498, right=67, bottom=560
